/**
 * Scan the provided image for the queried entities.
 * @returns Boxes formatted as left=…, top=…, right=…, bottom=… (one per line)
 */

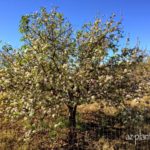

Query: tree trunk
left=67, top=105, right=77, bottom=147
left=68, top=105, right=77, bottom=128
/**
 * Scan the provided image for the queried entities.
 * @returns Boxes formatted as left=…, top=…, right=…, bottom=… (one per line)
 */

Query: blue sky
left=0, top=0, right=150, bottom=50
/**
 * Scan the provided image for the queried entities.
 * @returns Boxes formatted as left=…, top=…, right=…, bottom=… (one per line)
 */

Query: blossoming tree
left=0, top=8, right=146, bottom=145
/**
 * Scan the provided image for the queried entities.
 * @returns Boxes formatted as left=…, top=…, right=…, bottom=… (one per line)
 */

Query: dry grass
left=125, top=96, right=150, bottom=109
left=78, top=101, right=119, bottom=116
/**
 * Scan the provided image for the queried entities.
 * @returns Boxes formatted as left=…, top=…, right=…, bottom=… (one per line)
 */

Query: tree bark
left=67, top=105, right=77, bottom=147
left=68, top=105, right=77, bottom=128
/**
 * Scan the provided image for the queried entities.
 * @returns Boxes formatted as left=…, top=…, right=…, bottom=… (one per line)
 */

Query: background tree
left=0, top=8, right=147, bottom=145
